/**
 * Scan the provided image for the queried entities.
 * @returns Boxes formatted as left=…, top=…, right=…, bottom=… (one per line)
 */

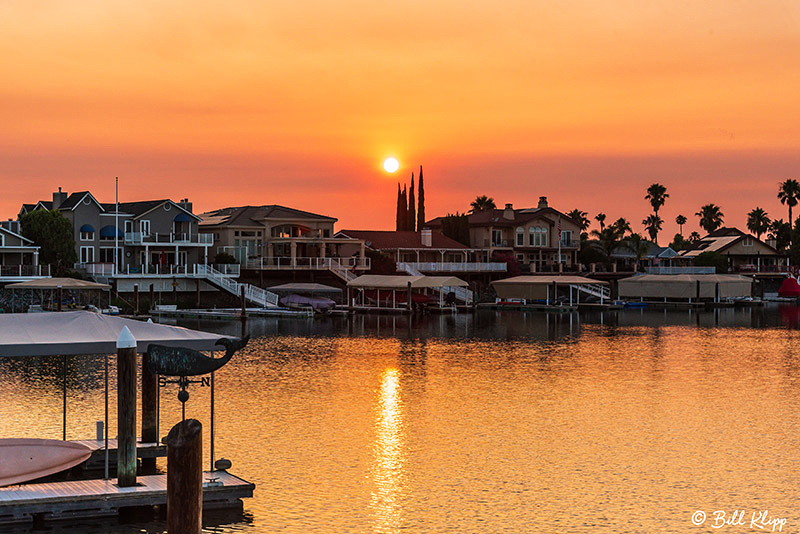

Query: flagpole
left=557, top=215, right=562, bottom=266
left=114, top=177, right=119, bottom=276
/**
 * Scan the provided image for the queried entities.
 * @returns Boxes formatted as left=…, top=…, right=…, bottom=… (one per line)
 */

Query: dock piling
left=141, top=351, right=158, bottom=473
left=165, top=419, right=203, bottom=534
left=116, top=326, right=138, bottom=487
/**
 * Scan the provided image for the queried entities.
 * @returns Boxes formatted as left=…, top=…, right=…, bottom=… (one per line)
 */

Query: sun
left=383, top=157, right=399, bottom=173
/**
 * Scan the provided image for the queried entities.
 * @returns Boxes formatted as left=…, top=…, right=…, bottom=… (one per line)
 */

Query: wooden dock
left=0, top=470, right=254, bottom=526
left=151, top=307, right=313, bottom=319
left=70, top=438, right=166, bottom=471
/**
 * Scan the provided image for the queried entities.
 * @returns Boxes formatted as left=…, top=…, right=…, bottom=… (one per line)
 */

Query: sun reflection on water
left=370, top=367, right=405, bottom=533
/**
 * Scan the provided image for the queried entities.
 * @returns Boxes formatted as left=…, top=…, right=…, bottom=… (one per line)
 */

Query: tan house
left=199, top=205, right=369, bottom=276
left=678, top=227, right=786, bottom=273
left=426, top=197, right=581, bottom=271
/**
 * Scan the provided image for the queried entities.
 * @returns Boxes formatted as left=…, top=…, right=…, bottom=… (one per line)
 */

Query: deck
left=0, top=470, right=254, bottom=525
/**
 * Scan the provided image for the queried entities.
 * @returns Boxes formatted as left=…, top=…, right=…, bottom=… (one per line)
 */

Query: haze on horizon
left=1, top=1, right=799, bottom=237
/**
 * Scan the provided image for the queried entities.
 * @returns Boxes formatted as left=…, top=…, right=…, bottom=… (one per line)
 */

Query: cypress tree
left=395, top=182, right=403, bottom=231
left=417, top=165, right=425, bottom=231
left=401, top=185, right=408, bottom=231
left=408, top=173, right=416, bottom=232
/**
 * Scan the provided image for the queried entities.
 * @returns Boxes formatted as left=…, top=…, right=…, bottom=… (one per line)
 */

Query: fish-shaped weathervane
left=146, top=336, right=249, bottom=377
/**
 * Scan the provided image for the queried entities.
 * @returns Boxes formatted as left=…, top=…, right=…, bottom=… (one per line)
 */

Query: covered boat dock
left=490, top=275, right=610, bottom=307
left=346, top=274, right=470, bottom=312
left=618, top=273, right=754, bottom=303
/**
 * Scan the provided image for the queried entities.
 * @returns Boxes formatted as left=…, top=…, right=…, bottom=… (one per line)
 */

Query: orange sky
left=1, top=1, right=799, bottom=239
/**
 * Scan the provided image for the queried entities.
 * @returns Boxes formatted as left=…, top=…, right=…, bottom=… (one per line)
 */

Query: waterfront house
left=677, top=227, right=786, bottom=273
left=0, top=221, right=46, bottom=281
left=611, top=243, right=678, bottom=271
left=20, top=189, right=211, bottom=278
left=199, top=205, right=368, bottom=281
left=425, top=197, right=581, bottom=271
left=334, top=228, right=507, bottom=275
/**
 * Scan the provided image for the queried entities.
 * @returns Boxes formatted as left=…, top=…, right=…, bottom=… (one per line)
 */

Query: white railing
left=195, top=264, right=279, bottom=307
left=570, top=283, right=610, bottom=301
left=646, top=266, right=716, bottom=274
left=398, top=262, right=507, bottom=273
left=0, top=264, right=49, bottom=278
left=244, top=256, right=370, bottom=271
left=212, top=263, right=241, bottom=276
left=399, top=263, right=473, bottom=304
left=124, top=232, right=214, bottom=245
left=328, top=258, right=358, bottom=282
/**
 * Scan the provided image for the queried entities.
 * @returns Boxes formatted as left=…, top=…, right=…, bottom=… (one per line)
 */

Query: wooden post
left=196, top=279, right=201, bottom=308
left=134, top=284, right=139, bottom=316
left=240, top=285, right=247, bottom=318
left=116, top=326, right=138, bottom=487
left=150, top=284, right=155, bottom=311
left=57, top=285, right=63, bottom=312
left=165, top=419, right=203, bottom=534
left=407, top=281, right=412, bottom=313
left=141, top=351, right=158, bottom=473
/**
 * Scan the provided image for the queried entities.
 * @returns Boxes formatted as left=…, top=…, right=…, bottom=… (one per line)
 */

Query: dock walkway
left=0, top=470, right=254, bottom=525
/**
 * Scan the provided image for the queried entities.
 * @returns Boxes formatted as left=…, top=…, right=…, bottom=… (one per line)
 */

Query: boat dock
left=151, top=306, right=313, bottom=320
left=0, top=470, right=254, bottom=526
left=71, top=438, right=166, bottom=471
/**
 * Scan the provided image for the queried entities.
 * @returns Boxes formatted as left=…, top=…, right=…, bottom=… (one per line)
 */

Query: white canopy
left=0, top=311, right=224, bottom=357
left=6, top=277, right=110, bottom=290
left=491, top=275, right=607, bottom=300
left=618, top=274, right=753, bottom=299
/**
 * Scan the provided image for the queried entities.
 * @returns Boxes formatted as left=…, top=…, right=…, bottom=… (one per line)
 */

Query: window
left=492, top=229, right=503, bottom=246
left=743, top=238, right=753, bottom=247
left=530, top=227, right=548, bottom=247
left=529, top=227, right=536, bottom=246
left=235, top=231, right=240, bottom=237
left=99, top=248, right=115, bottom=263
left=140, top=220, right=150, bottom=236
left=80, top=231, right=94, bottom=241
left=516, top=253, right=525, bottom=263
left=560, top=230, right=572, bottom=244
left=516, top=227, right=524, bottom=246
left=322, top=229, right=330, bottom=238
left=124, top=220, right=133, bottom=234
left=80, top=246, right=94, bottom=263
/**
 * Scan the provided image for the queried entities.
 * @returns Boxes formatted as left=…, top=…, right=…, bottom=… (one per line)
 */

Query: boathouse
left=618, top=273, right=753, bottom=301
left=490, top=275, right=610, bottom=305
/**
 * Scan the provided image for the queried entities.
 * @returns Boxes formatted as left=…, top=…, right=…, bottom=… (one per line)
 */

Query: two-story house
left=199, top=205, right=369, bottom=279
left=0, top=220, right=45, bottom=281
left=678, top=227, right=787, bottom=273
left=426, top=197, right=581, bottom=271
left=19, top=189, right=212, bottom=277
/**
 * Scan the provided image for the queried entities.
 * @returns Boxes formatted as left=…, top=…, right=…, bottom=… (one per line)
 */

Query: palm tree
left=567, top=209, right=590, bottom=233
left=470, top=195, right=496, bottom=213
left=675, top=214, right=687, bottom=236
left=624, top=233, right=651, bottom=272
left=642, top=214, right=663, bottom=244
left=778, top=179, right=800, bottom=246
left=746, top=207, right=771, bottom=241
left=689, top=231, right=701, bottom=242
left=595, top=212, right=606, bottom=231
left=695, top=204, right=724, bottom=234
left=590, top=218, right=631, bottom=262
left=645, top=183, right=669, bottom=216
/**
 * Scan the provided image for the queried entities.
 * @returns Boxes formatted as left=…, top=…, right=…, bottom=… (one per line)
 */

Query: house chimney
left=503, top=203, right=514, bottom=220
left=179, top=198, right=193, bottom=213
left=53, top=187, right=67, bottom=210
left=538, top=196, right=548, bottom=209
left=421, top=228, right=432, bottom=247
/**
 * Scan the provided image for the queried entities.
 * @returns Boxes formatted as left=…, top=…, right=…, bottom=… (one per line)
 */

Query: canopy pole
left=62, top=354, right=67, bottom=440
left=210, top=366, right=215, bottom=472
left=104, top=352, right=109, bottom=480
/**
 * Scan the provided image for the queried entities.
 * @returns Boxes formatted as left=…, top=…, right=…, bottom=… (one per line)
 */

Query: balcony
left=398, top=262, right=507, bottom=273
left=558, top=240, right=580, bottom=249
left=0, top=264, right=50, bottom=280
left=124, top=232, right=214, bottom=245
left=244, top=256, right=371, bottom=271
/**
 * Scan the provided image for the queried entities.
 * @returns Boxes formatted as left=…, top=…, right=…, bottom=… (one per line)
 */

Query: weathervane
left=146, top=336, right=249, bottom=419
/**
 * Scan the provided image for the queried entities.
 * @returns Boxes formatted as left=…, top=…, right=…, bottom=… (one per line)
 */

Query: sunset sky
left=1, top=1, right=799, bottom=238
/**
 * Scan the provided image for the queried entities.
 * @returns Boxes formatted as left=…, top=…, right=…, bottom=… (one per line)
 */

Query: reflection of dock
left=0, top=470, right=254, bottom=526
left=151, top=307, right=312, bottom=319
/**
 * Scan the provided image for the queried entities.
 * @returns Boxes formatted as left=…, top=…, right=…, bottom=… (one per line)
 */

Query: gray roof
left=199, top=205, right=336, bottom=227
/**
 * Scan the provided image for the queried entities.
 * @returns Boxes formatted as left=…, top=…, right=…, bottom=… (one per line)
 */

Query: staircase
left=327, top=259, right=357, bottom=283
left=569, top=283, right=610, bottom=301
left=399, top=263, right=473, bottom=304
left=195, top=265, right=279, bottom=308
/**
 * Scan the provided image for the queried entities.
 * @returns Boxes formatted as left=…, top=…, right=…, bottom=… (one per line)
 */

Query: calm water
left=3, top=306, right=800, bottom=533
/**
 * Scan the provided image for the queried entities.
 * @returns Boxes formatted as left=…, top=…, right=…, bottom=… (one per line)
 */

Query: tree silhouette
left=417, top=165, right=425, bottom=231
left=695, top=204, right=724, bottom=233
left=624, top=233, right=651, bottom=272
left=675, top=214, right=687, bottom=236
left=595, top=212, right=606, bottom=231
left=408, top=173, right=416, bottom=232
left=746, top=207, right=770, bottom=241
left=645, top=183, right=669, bottom=216
left=642, top=214, right=663, bottom=244
left=689, top=231, right=701, bottom=242
left=778, top=179, right=800, bottom=247
left=470, top=195, right=496, bottom=213
left=567, top=209, right=590, bottom=232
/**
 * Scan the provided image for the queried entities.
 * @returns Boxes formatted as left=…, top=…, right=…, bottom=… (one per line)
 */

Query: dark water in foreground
left=3, top=305, right=800, bottom=533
